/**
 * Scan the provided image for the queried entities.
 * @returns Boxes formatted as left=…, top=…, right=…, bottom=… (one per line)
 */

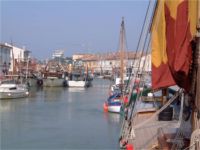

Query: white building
left=133, top=53, right=151, bottom=73
left=0, top=44, right=12, bottom=77
left=3, top=43, right=30, bottom=72
left=52, top=50, right=64, bottom=59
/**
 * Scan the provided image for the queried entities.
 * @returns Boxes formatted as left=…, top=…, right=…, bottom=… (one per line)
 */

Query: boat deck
left=126, top=111, right=191, bottom=150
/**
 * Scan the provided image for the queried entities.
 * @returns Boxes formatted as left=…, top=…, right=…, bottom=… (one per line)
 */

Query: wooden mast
left=188, top=2, right=200, bottom=149
left=119, top=17, right=126, bottom=91
left=192, top=0, right=200, bottom=131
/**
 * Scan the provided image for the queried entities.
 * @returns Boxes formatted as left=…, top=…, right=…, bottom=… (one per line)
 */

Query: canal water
left=0, top=79, right=121, bottom=150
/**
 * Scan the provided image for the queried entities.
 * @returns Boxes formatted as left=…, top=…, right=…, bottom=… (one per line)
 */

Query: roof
left=81, top=51, right=143, bottom=61
left=0, top=43, right=12, bottom=49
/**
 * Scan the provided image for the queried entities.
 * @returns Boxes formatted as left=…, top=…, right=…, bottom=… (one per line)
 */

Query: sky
left=1, top=0, right=149, bottom=60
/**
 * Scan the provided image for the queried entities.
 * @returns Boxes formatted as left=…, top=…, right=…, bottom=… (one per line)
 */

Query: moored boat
left=104, top=17, right=128, bottom=114
left=68, top=80, right=89, bottom=87
left=42, top=76, right=66, bottom=87
left=37, top=60, right=67, bottom=87
left=104, top=93, right=122, bottom=113
left=0, top=80, right=29, bottom=99
left=68, top=73, right=89, bottom=87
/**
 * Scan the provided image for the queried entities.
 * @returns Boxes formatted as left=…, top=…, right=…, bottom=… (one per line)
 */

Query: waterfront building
left=52, top=50, right=66, bottom=64
left=72, top=53, right=92, bottom=61
left=0, top=44, right=12, bottom=77
left=80, top=51, right=150, bottom=74
left=3, top=43, right=30, bottom=73
left=133, top=53, right=151, bottom=73
left=52, top=50, right=64, bottom=59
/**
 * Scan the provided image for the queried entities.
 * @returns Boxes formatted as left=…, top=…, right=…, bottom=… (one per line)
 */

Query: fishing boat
left=67, top=62, right=91, bottom=87
left=37, top=60, right=67, bottom=87
left=119, top=0, right=200, bottom=149
left=0, top=80, right=29, bottom=99
left=14, top=56, right=38, bottom=87
left=104, top=17, right=128, bottom=113
left=68, top=72, right=89, bottom=87
left=104, top=93, right=122, bottom=113
left=41, top=76, right=66, bottom=87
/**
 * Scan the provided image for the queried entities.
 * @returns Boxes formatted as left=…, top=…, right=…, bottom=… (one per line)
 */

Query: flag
left=152, top=0, right=197, bottom=91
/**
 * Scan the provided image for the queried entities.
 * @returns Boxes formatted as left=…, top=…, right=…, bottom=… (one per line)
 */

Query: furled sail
left=152, top=0, right=198, bottom=91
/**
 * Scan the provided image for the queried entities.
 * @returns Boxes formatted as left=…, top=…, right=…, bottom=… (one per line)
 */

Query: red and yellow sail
left=152, top=0, right=198, bottom=91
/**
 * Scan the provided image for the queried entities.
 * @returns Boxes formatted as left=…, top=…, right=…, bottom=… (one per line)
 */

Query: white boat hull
left=0, top=84, right=29, bottom=99
left=108, top=105, right=121, bottom=113
left=96, top=75, right=104, bottom=79
left=68, top=80, right=88, bottom=87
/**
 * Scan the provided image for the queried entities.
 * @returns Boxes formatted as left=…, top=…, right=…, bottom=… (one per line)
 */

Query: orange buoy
left=103, top=102, right=108, bottom=112
left=126, top=144, right=134, bottom=150
left=123, top=96, right=129, bottom=104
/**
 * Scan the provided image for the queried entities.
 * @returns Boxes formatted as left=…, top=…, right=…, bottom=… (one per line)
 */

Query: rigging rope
left=123, top=0, right=152, bottom=93
left=119, top=0, right=152, bottom=138
left=125, top=0, right=164, bottom=133
left=119, top=1, right=158, bottom=144
left=125, top=0, right=158, bottom=121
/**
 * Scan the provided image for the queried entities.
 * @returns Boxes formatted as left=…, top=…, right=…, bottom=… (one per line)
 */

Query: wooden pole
left=195, top=0, right=200, bottom=115
left=118, top=17, right=126, bottom=94
left=194, top=0, right=200, bottom=130
left=120, top=17, right=125, bottom=90
left=162, top=88, right=168, bottom=105
left=191, top=0, right=200, bottom=132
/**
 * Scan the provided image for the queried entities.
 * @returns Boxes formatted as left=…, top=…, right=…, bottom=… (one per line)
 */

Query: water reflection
left=0, top=100, right=11, bottom=112
left=104, top=112, right=121, bottom=123
left=42, top=87, right=65, bottom=101
left=0, top=97, right=30, bottom=112
left=67, top=87, right=86, bottom=92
